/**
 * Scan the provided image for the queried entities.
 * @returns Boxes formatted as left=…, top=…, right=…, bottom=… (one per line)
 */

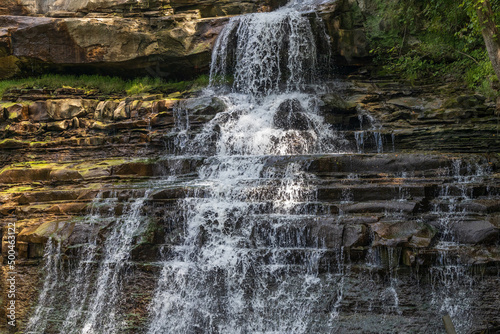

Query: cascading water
left=25, top=239, right=62, bottom=334
left=24, top=191, right=152, bottom=334
left=210, top=8, right=317, bottom=96
left=148, top=3, right=346, bottom=333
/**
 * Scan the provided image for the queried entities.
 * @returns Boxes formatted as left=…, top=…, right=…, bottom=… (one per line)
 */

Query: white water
left=24, top=1, right=499, bottom=332
left=80, top=190, right=150, bottom=334
left=25, top=239, right=62, bottom=334
left=25, top=191, right=152, bottom=334
left=148, top=3, right=346, bottom=333
left=210, top=8, right=317, bottom=96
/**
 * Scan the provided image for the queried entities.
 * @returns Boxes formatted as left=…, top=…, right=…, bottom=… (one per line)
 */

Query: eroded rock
left=371, top=220, right=436, bottom=248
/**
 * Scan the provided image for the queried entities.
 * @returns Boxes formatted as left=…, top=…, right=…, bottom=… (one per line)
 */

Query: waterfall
left=23, top=0, right=499, bottom=332
left=148, top=3, right=346, bottom=333
left=24, top=191, right=152, bottom=334
left=210, top=8, right=318, bottom=96
left=79, top=190, right=150, bottom=334
left=25, top=239, right=62, bottom=334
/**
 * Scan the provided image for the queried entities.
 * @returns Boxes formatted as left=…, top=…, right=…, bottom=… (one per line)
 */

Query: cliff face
left=0, top=74, right=499, bottom=332
left=0, top=0, right=370, bottom=79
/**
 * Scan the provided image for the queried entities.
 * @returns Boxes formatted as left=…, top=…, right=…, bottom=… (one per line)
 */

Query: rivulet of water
left=25, top=238, right=62, bottom=334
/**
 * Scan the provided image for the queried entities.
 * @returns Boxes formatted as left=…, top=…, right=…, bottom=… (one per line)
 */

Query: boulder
left=453, top=220, right=499, bottom=244
left=181, top=96, right=226, bottom=115
left=273, top=99, right=310, bottom=130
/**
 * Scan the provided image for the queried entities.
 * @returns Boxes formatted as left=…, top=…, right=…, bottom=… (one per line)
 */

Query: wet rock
left=273, top=99, right=310, bottom=130
left=310, top=220, right=344, bottom=248
left=182, top=96, right=226, bottom=115
left=342, top=201, right=417, bottom=214
left=343, top=224, right=369, bottom=247
left=371, top=221, right=436, bottom=248
left=453, top=220, right=499, bottom=244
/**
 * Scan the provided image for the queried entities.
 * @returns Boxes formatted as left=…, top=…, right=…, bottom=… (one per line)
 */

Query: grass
left=0, top=74, right=211, bottom=99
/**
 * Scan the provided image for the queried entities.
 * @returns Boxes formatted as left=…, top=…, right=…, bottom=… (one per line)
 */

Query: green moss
left=4, top=186, right=34, bottom=193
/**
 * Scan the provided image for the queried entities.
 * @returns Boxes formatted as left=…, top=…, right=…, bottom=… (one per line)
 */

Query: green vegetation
left=0, top=74, right=210, bottom=99
left=365, top=0, right=500, bottom=98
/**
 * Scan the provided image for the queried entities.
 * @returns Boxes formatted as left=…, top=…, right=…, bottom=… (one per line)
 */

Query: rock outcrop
left=0, top=0, right=372, bottom=79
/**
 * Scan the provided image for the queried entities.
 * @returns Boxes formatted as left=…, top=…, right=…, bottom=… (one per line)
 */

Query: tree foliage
left=365, top=0, right=500, bottom=98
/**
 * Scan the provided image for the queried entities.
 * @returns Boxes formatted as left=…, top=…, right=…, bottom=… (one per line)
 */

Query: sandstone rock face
left=16, top=0, right=282, bottom=17
left=0, top=0, right=372, bottom=79
left=0, top=14, right=227, bottom=79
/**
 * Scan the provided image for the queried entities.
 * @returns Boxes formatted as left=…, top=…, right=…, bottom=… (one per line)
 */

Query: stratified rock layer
left=0, top=73, right=499, bottom=333
left=0, top=0, right=370, bottom=79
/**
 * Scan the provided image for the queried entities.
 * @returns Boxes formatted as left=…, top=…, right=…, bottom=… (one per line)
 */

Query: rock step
left=1, top=153, right=496, bottom=183
left=150, top=243, right=500, bottom=271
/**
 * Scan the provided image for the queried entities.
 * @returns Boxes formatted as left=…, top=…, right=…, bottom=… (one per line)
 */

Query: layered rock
left=0, top=13, right=228, bottom=79
left=0, top=0, right=372, bottom=79
left=1, top=71, right=499, bottom=332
